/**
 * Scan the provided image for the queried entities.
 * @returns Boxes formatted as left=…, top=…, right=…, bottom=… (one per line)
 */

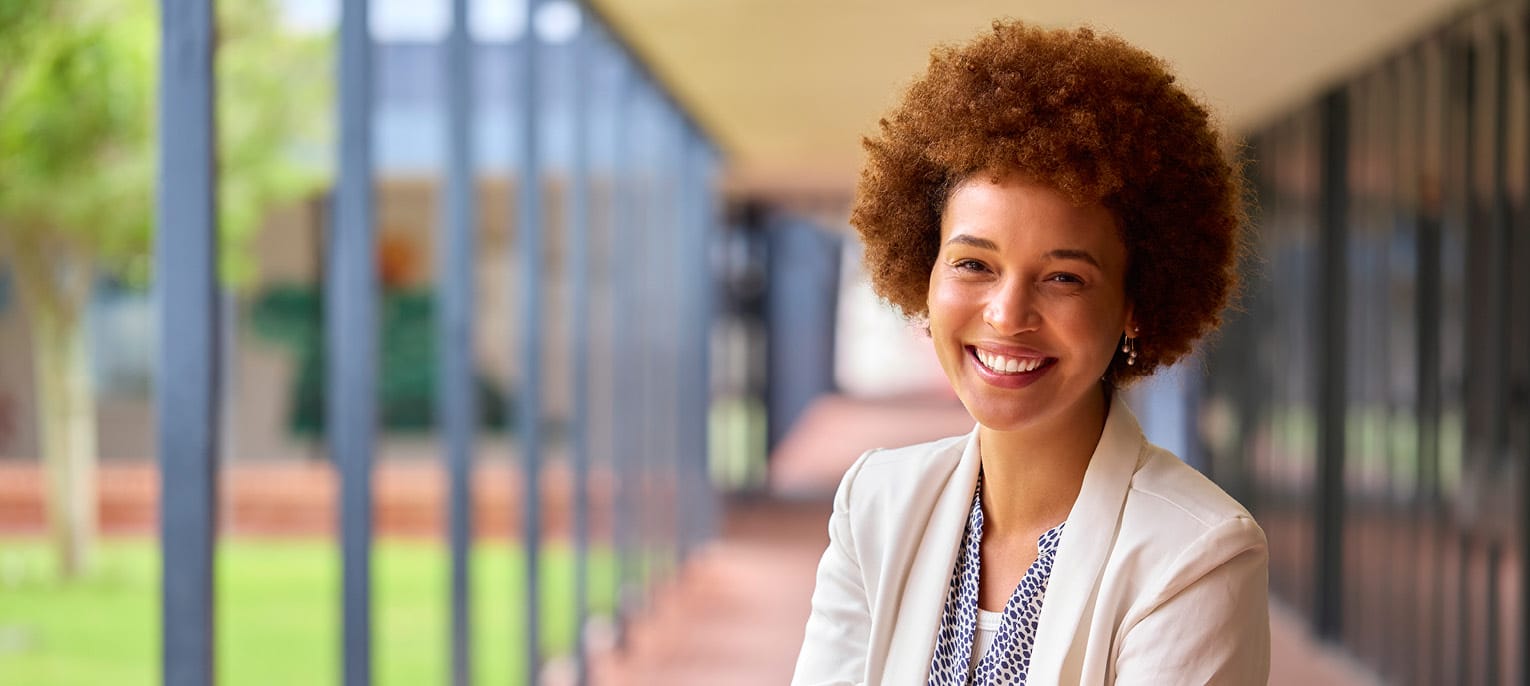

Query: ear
left=1122, top=303, right=1137, bottom=338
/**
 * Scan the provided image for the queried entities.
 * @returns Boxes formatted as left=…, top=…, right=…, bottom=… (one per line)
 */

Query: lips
left=966, top=345, right=1055, bottom=388
left=973, top=348, right=1048, bottom=374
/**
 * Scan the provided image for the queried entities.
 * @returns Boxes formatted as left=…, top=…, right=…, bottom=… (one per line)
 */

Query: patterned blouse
left=927, top=478, right=1066, bottom=685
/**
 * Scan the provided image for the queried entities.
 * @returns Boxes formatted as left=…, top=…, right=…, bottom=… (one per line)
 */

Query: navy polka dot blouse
left=927, top=478, right=1065, bottom=685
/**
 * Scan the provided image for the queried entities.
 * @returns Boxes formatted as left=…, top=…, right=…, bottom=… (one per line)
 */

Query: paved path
left=591, top=497, right=830, bottom=685
left=594, top=393, right=1383, bottom=685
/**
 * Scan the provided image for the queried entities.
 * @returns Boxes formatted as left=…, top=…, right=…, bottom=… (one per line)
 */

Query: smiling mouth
left=969, top=346, right=1056, bottom=376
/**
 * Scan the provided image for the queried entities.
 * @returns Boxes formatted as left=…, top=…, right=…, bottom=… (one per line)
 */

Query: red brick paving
left=0, top=459, right=611, bottom=539
left=768, top=392, right=974, bottom=497
left=590, top=497, right=830, bottom=686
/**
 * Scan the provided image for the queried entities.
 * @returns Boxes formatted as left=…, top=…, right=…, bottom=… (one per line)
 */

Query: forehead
left=938, top=174, right=1121, bottom=250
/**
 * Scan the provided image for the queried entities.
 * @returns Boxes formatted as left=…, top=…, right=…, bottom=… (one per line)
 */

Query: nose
left=982, top=277, right=1038, bottom=335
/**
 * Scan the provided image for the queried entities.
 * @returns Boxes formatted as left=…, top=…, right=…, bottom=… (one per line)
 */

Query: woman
left=792, top=21, right=1268, bottom=685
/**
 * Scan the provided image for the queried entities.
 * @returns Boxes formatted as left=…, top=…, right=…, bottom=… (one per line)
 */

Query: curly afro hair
left=853, top=21, right=1244, bottom=386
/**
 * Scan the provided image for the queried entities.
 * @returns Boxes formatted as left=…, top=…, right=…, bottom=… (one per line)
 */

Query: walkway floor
left=592, top=393, right=1383, bottom=685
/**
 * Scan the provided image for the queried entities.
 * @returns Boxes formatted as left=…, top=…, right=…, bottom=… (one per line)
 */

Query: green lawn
left=0, top=538, right=615, bottom=685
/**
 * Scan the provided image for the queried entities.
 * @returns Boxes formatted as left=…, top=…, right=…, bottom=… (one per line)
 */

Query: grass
left=0, top=537, right=616, bottom=685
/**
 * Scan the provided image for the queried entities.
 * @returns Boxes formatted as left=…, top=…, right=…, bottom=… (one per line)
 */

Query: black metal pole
left=1315, top=87, right=1349, bottom=643
left=330, top=0, right=377, bottom=682
left=440, top=0, right=476, bottom=682
left=156, top=1, right=219, bottom=683
left=568, top=5, right=594, bottom=683
left=514, top=1, right=548, bottom=680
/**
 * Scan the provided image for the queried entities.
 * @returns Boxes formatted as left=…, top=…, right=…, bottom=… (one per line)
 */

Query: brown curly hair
left=853, top=21, right=1244, bottom=386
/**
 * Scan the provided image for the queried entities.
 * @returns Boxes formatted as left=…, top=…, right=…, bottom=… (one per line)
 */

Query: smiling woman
left=793, top=21, right=1267, bottom=686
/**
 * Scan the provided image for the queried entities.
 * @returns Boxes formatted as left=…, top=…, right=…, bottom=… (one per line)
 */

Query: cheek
left=925, top=280, right=978, bottom=331
left=1055, top=302, right=1127, bottom=355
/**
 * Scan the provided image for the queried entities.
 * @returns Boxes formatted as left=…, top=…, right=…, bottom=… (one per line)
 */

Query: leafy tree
left=0, top=0, right=328, bottom=577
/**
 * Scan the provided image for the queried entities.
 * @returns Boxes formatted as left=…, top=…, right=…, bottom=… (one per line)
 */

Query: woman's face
left=927, top=173, right=1132, bottom=434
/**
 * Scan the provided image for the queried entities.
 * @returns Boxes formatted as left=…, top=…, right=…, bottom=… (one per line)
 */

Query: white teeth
left=975, top=349, right=1045, bottom=375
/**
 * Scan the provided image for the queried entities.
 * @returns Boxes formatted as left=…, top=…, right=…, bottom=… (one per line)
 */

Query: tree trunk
left=8, top=232, right=98, bottom=581
left=31, top=300, right=97, bottom=579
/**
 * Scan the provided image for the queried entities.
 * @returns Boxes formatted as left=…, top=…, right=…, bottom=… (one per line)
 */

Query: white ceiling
left=593, top=0, right=1476, bottom=196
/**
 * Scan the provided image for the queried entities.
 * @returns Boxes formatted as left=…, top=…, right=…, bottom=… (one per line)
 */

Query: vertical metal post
left=514, top=0, right=547, bottom=680
left=1481, top=27, right=1510, bottom=686
left=609, top=58, right=638, bottom=644
left=675, top=128, right=698, bottom=560
left=683, top=135, right=718, bottom=555
left=635, top=84, right=657, bottom=594
left=694, top=144, right=720, bottom=548
left=662, top=111, right=684, bottom=576
left=655, top=92, right=673, bottom=584
left=1516, top=13, right=1530, bottom=685
left=330, top=0, right=377, bottom=683
left=156, top=1, right=219, bottom=684
left=675, top=128, right=695, bottom=561
left=567, top=3, right=594, bottom=683
left=1410, top=41, right=1447, bottom=685
left=440, top=0, right=475, bottom=683
left=671, top=115, right=687, bottom=572
left=1450, top=37, right=1474, bottom=684
left=649, top=103, right=670, bottom=580
left=1315, top=87, right=1349, bottom=642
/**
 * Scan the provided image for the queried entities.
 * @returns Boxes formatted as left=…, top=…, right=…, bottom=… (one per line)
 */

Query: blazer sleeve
left=1112, top=515, right=1271, bottom=685
left=791, top=450, right=877, bottom=686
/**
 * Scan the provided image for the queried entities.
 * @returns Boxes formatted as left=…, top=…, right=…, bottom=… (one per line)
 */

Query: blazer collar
left=881, top=394, right=1146, bottom=685
left=881, top=424, right=983, bottom=684
left=1028, top=392, right=1146, bottom=683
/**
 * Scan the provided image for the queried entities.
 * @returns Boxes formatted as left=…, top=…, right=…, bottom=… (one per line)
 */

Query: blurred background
left=1, top=0, right=1527, bottom=684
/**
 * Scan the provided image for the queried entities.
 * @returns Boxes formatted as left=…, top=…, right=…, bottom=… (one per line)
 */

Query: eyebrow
left=944, top=234, right=998, bottom=251
left=1046, top=248, right=1102, bottom=268
left=943, top=234, right=1102, bottom=268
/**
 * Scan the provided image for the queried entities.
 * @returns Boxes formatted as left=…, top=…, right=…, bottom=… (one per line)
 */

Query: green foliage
left=0, top=538, right=617, bottom=685
left=249, top=285, right=515, bottom=435
left=0, top=0, right=330, bottom=288
left=212, top=0, right=330, bottom=287
left=0, top=0, right=154, bottom=265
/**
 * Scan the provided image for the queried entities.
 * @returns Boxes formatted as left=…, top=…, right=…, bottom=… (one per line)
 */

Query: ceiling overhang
left=593, top=0, right=1474, bottom=199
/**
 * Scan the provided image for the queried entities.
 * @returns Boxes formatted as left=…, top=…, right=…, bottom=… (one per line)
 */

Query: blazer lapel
left=878, top=426, right=983, bottom=684
left=1027, top=394, right=1146, bottom=684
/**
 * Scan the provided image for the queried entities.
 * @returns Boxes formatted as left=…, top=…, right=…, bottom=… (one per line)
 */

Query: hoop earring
left=1120, top=332, right=1138, bottom=366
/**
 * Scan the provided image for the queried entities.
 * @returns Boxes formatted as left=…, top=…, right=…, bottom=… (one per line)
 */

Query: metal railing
left=154, top=1, right=722, bottom=684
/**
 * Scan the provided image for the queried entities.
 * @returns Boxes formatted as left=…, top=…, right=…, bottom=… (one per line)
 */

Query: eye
left=952, top=258, right=990, bottom=273
left=1046, top=272, right=1084, bottom=285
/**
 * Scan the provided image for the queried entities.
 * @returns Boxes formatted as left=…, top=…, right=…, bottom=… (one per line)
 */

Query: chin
left=952, top=373, right=1109, bottom=435
left=955, top=395, right=1050, bottom=433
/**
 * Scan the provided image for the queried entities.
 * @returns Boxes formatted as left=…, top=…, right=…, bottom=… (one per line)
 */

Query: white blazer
left=792, top=395, right=1269, bottom=685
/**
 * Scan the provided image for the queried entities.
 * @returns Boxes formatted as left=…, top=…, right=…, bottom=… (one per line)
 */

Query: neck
left=977, top=385, right=1110, bottom=535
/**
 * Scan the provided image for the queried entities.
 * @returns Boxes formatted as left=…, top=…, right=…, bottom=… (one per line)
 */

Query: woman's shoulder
left=1107, top=443, right=1268, bottom=627
left=833, top=431, right=973, bottom=511
left=1121, top=443, right=1262, bottom=546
